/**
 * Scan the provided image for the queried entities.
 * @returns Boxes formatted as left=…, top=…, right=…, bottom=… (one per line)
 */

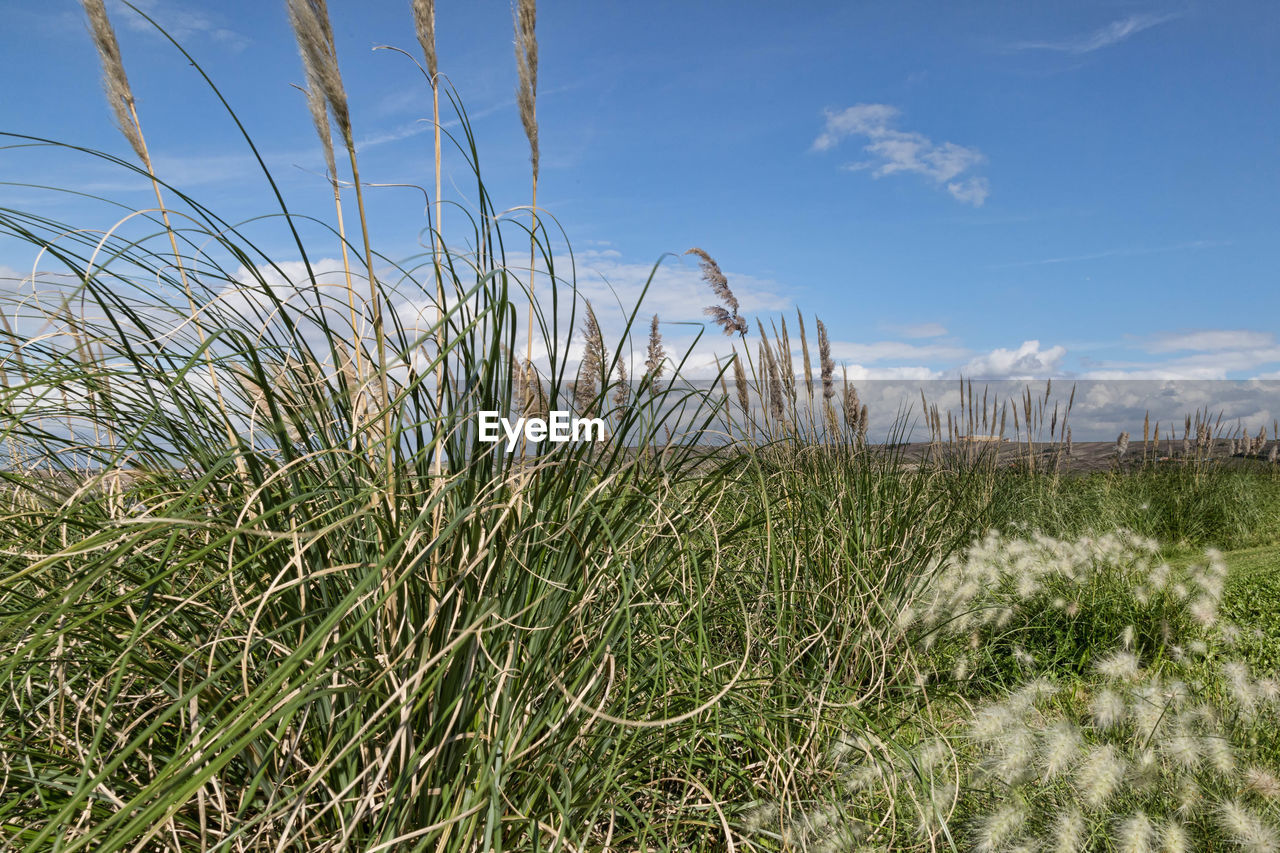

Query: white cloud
left=959, top=340, right=1067, bottom=378
left=839, top=364, right=940, bottom=380
left=828, top=340, right=969, bottom=365
left=815, top=105, right=989, bottom=205
left=1012, top=13, right=1181, bottom=54
left=812, top=104, right=900, bottom=152
left=946, top=177, right=990, bottom=206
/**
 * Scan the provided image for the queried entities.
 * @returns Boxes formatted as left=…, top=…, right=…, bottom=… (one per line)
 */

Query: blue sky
left=3, top=0, right=1279, bottom=383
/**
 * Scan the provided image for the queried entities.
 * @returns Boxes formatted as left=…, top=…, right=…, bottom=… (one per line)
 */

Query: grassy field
left=2, top=2, right=1280, bottom=851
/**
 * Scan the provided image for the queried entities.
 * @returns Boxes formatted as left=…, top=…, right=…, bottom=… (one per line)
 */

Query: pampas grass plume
left=412, top=0, right=437, bottom=79
left=286, top=0, right=351, bottom=145
left=644, top=314, right=665, bottom=380
left=514, top=0, right=538, bottom=180
left=688, top=248, right=747, bottom=336
left=82, top=0, right=145, bottom=160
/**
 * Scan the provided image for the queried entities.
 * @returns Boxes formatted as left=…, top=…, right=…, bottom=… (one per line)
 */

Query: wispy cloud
left=1144, top=330, right=1275, bottom=354
left=1011, top=13, right=1182, bottom=54
left=813, top=104, right=989, bottom=206
left=111, top=0, right=248, bottom=52
left=895, top=322, right=949, bottom=339
left=1077, top=330, right=1280, bottom=379
left=989, top=240, right=1226, bottom=269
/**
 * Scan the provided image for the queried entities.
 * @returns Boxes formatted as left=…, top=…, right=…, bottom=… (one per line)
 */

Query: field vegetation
left=1, top=2, right=1279, bottom=850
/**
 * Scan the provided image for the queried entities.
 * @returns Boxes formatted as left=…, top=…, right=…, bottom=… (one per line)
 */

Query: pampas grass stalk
left=292, top=19, right=364, bottom=435
left=689, top=248, right=746, bottom=336
left=412, top=0, right=446, bottom=474
left=613, top=358, right=629, bottom=410
left=797, top=309, right=813, bottom=401
left=287, top=0, right=392, bottom=479
left=82, top=0, right=238, bottom=469
left=515, top=0, right=538, bottom=383
left=733, top=348, right=751, bottom=424
left=644, top=314, right=665, bottom=382
left=817, top=317, right=835, bottom=438
left=575, top=300, right=605, bottom=416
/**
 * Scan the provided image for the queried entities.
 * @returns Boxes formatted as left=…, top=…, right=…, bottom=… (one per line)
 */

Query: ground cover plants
left=1, top=2, right=1279, bottom=850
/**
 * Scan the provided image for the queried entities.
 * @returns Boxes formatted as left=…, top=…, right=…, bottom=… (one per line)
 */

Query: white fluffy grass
left=761, top=532, right=1279, bottom=852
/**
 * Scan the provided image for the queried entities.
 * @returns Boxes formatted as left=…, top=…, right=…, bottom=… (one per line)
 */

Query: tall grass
left=0, top=3, right=978, bottom=849
left=2, top=3, right=1278, bottom=851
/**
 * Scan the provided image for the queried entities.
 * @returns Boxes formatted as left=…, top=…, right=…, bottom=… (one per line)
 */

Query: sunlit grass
left=2, top=2, right=1279, bottom=851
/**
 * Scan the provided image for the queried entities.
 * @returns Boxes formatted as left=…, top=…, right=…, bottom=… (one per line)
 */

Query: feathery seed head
left=816, top=317, right=834, bottom=400
left=1203, top=734, right=1235, bottom=776
left=574, top=300, right=605, bottom=415
left=732, top=349, right=750, bottom=416
left=1091, top=689, right=1127, bottom=730
left=612, top=358, right=629, bottom=408
left=411, top=0, right=437, bottom=79
left=1160, top=820, right=1191, bottom=853
left=687, top=248, right=746, bottom=335
left=1077, top=744, right=1126, bottom=809
left=987, top=726, right=1036, bottom=784
left=1115, top=811, right=1156, bottom=853
left=1247, top=767, right=1280, bottom=801
left=1096, top=649, right=1143, bottom=681
left=974, top=802, right=1028, bottom=853
left=286, top=0, right=351, bottom=146
left=1217, top=798, right=1279, bottom=853
left=514, top=0, right=539, bottom=179
left=82, top=0, right=145, bottom=161
left=1050, top=808, right=1086, bottom=853
left=1161, top=725, right=1202, bottom=771
left=1038, top=719, right=1083, bottom=780
left=644, top=314, right=665, bottom=379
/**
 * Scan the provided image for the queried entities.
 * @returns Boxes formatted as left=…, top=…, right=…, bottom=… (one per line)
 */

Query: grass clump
left=3, top=2, right=1280, bottom=851
left=905, top=530, right=1224, bottom=689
